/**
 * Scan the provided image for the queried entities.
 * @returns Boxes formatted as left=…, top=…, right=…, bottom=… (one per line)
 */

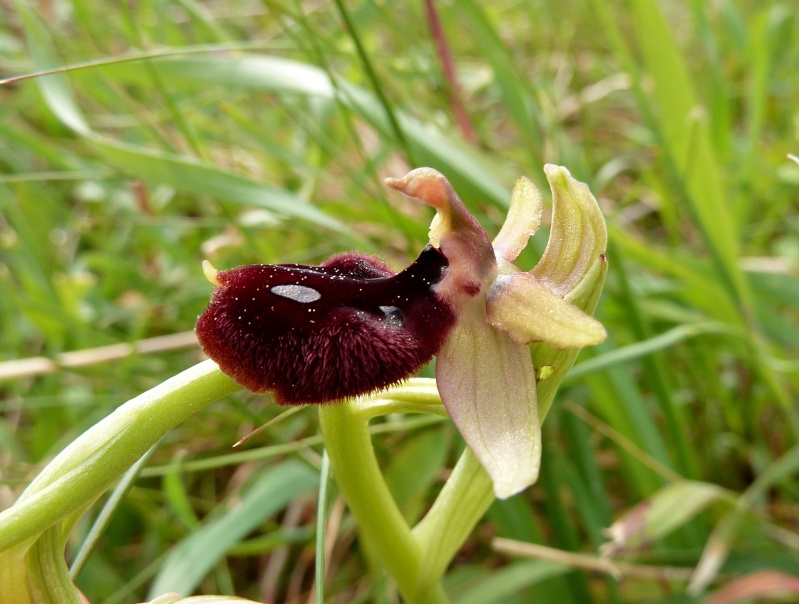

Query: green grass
left=2, top=0, right=798, bottom=602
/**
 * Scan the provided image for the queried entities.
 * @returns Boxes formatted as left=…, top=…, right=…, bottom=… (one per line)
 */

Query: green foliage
left=1, top=0, right=798, bottom=602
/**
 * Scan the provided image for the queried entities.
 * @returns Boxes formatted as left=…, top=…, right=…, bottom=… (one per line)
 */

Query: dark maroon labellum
left=196, top=245, right=456, bottom=405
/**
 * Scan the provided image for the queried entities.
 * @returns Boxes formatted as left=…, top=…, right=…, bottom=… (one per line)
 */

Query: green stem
left=26, top=526, right=80, bottom=604
left=0, top=360, right=239, bottom=551
left=318, top=402, right=448, bottom=604
left=413, top=448, right=495, bottom=591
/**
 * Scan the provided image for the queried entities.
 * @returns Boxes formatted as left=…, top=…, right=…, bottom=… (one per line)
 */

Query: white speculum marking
left=271, top=284, right=322, bottom=303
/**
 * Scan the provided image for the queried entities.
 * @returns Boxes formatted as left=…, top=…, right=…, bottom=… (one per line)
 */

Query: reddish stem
left=423, top=0, right=478, bottom=144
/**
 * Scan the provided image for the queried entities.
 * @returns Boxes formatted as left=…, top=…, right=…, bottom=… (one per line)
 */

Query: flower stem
left=0, top=360, right=239, bottom=552
left=318, top=402, right=448, bottom=604
left=413, top=447, right=495, bottom=591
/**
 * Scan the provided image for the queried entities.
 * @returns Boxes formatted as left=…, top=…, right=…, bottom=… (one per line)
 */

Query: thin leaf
left=148, top=459, right=319, bottom=598
left=101, top=55, right=512, bottom=207
left=447, top=560, right=568, bottom=604
left=14, top=0, right=90, bottom=135
left=89, top=135, right=351, bottom=235
left=602, top=481, right=726, bottom=556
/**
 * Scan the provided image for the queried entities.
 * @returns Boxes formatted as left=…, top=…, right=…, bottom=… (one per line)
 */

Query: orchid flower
left=386, top=166, right=607, bottom=497
left=196, top=165, right=607, bottom=499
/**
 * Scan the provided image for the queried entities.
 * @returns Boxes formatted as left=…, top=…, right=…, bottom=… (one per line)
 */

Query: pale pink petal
left=385, top=168, right=496, bottom=310
left=435, top=306, right=540, bottom=499
left=486, top=272, right=607, bottom=348
left=492, top=176, right=543, bottom=263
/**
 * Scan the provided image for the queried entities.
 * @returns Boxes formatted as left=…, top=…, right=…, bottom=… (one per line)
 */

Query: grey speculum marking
left=379, top=305, right=405, bottom=327
left=271, top=284, right=322, bottom=303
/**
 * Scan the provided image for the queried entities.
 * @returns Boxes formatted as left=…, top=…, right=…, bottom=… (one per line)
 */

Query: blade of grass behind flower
left=89, top=136, right=350, bottom=234
left=69, top=443, right=161, bottom=580
left=161, top=453, right=202, bottom=532
left=276, top=0, right=418, bottom=243
left=610, top=228, right=740, bottom=325
left=690, top=443, right=799, bottom=594
left=582, top=364, right=668, bottom=496
left=559, top=412, right=623, bottom=602
left=315, top=451, right=331, bottom=604
left=589, top=0, right=747, bottom=313
left=626, top=0, right=747, bottom=308
left=736, top=6, right=793, bottom=230
left=749, top=270, right=799, bottom=348
left=13, top=9, right=355, bottom=238
left=689, top=1, right=733, bottom=166
left=487, top=498, right=573, bottom=602
left=148, top=459, right=319, bottom=598
left=608, top=243, right=699, bottom=479
left=444, top=560, right=568, bottom=604
left=383, top=428, right=450, bottom=523
left=609, top=9, right=797, bottom=439
left=0, top=183, right=101, bottom=350
left=566, top=322, right=742, bottom=383
left=117, top=1, right=204, bottom=159
left=538, top=443, right=593, bottom=602
left=560, top=408, right=614, bottom=535
left=450, top=0, right=541, bottom=159
left=99, top=55, right=512, bottom=208
left=331, top=0, right=413, bottom=165
left=14, top=0, right=90, bottom=135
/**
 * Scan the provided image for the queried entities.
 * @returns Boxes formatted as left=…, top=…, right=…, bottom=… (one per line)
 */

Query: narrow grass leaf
left=101, top=55, right=511, bottom=207
left=148, top=459, right=319, bottom=598
left=628, top=0, right=743, bottom=300
left=602, top=481, right=726, bottom=556
left=89, top=136, right=350, bottom=234
left=14, top=0, right=90, bottom=135
left=446, top=560, right=568, bottom=604
left=566, top=322, right=740, bottom=382
left=162, top=454, right=201, bottom=531
left=69, top=443, right=161, bottom=580
left=690, top=444, right=799, bottom=594
left=315, top=451, right=330, bottom=604
left=452, top=0, right=540, bottom=152
left=583, top=367, right=669, bottom=496
left=384, top=428, right=450, bottom=522
left=705, top=571, right=799, bottom=604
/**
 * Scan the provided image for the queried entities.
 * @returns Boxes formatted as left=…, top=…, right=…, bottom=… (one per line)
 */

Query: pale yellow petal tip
left=202, top=260, right=221, bottom=286
left=493, top=467, right=540, bottom=499
left=543, top=163, right=571, bottom=180
left=492, top=175, right=543, bottom=263
left=544, top=163, right=592, bottom=193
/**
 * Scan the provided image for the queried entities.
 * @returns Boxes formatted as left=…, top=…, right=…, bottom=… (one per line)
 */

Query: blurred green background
left=1, top=0, right=798, bottom=602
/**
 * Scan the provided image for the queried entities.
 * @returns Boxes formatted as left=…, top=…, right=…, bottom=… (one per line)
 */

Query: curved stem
left=413, top=448, right=495, bottom=591
left=0, top=360, right=239, bottom=551
left=318, top=402, right=448, bottom=604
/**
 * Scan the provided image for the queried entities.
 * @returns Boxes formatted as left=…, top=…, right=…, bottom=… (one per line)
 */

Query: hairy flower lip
left=196, top=245, right=456, bottom=405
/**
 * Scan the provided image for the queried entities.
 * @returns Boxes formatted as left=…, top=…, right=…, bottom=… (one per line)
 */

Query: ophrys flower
left=196, top=165, right=607, bottom=498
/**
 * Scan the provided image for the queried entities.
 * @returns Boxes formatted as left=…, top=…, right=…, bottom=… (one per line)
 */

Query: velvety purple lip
left=196, top=245, right=456, bottom=404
